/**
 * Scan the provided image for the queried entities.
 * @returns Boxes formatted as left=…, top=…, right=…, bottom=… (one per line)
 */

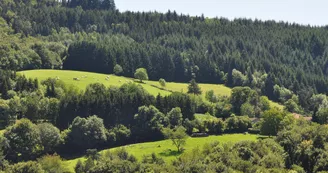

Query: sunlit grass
left=19, top=70, right=284, bottom=110
left=64, top=134, right=260, bottom=172
left=18, top=70, right=171, bottom=96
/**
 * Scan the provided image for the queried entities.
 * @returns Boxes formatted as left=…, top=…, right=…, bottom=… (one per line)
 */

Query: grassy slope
left=64, top=134, right=260, bottom=172
left=146, top=80, right=231, bottom=97
left=18, top=70, right=171, bottom=96
left=18, top=70, right=283, bottom=109
left=146, top=80, right=283, bottom=110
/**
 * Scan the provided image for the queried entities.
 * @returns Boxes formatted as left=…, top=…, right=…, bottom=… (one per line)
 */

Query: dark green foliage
left=0, top=99, right=12, bottom=128
left=4, top=119, right=42, bottom=162
left=57, top=83, right=155, bottom=129
left=187, top=79, right=202, bottom=95
left=313, top=108, right=328, bottom=124
left=167, top=107, right=183, bottom=127
left=204, top=119, right=225, bottom=134
left=214, top=102, right=233, bottom=119
left=3, top=1, right=328, bottom=172
left=230, top=87, right=258, bottom=115
left=133, top=105, right=168, bottom=141
left=224, top=115, right=252, bottom=133
left=108, top=124, right=131, bottom=145
left=67, top=115, right=107, bottom=151
left=1, top=0, right=328, bottom=110
left=75, top=160, right=85, bottom=173
left=156, top=92, right=195, bottom=120
left=67, top=0, right=115, bottom=10
left=37, top=123, right=61, bottom=154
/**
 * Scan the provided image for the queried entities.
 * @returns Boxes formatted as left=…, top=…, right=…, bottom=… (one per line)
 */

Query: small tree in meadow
left=187, top=79, right=202, bottom=95
left=205, top=90, right=217, bottom=102
left=162, top=126, right=188, bottom=152
left=134, top=68, right=148, bottom=82
left=159, top=78, right=166, bottom=88
left=113, top=64, right=123, bottom=75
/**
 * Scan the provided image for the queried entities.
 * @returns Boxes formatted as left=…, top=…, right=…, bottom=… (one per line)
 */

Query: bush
left=67, top=115, right=107, bottom=151
left=113, top=64, right=123, bottom=75
left=224, top=115, right=251, bottom=133
left=159, top=78, right=166, bottom=87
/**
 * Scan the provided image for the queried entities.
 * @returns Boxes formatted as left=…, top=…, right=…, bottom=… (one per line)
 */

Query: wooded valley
left=1, top=0, right=328, bottom=172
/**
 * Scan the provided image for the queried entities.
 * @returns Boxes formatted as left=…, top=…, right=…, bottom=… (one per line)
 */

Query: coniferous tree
left=187, top=79, right=202, bottom=95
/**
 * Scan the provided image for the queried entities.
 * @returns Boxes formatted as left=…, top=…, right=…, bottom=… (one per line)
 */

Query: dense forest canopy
left=1, top=0, right=328, bottom=113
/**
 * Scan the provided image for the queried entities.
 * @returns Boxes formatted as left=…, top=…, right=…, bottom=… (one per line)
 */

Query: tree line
left=1, top=117, right=328, bottom=173
left=2, top=0, right=328, bottom=112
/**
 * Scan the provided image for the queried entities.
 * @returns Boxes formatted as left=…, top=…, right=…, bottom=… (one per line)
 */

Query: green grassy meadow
left=146, top=80, right=231, bottom=97
left=17, top=70, right=284, bottom=109
left=18, top=70, right=171, bottom=96
left=64, top=134, right=260, bottom=172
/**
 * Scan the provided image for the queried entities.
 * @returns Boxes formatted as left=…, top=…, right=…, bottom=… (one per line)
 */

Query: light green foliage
left=108, top=124, right=131, bottom=144
left=250, top=71, right=267, bottom=93
left=260, top=109, right=285, bottom=136
left=19, top=70, right=282, bottom=110
left=167, top=107, right=183, bottom=127
left=310, top=94, right=328, bottom=110
left=205, top=90, right=218, bottom=102
left=194, top=113, right=218, bottom=122
left=38, top=154, right=69, bottom=173
left=240, top=102, right=255, bottom=117
left=315, top=108, right=328, bottom=125
left=0, top=130, right=4, bottom=136
left=6, top=161, right=44, bottom=173
left=214, top=102, right=233, bottom=119
left=230, top=87, right=258, bottom=114
left=204, top=118, right=225, bottom=134
left=224, top=115, right=251, bottom=133
left=232, top=69, right=246, bottom=86
left=134, top=68, right=148, bottom=82
left=113, top=64, right=123, bottom=75
left=159, top=78, right=166, bottom=88
left=273, top=85, right=294, bottom=103
left=162, top=126, right=188, bottom=152
left=284, top=99, right=300, bottom=113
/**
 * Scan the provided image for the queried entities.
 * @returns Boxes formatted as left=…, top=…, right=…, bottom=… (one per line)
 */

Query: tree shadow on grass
left=158, top=149, right=183, bottom=157
left=257, top=136, right=270, bottom=140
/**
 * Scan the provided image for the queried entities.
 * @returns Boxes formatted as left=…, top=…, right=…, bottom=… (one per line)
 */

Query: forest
left=1, top=0, right=328, bottom=172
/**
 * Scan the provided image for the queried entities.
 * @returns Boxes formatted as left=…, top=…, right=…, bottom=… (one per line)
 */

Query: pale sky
left=116, top=0, right=328, bottom=26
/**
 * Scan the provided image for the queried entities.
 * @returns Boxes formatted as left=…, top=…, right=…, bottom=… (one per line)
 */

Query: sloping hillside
left=18, top=69, right=283, bottom=109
